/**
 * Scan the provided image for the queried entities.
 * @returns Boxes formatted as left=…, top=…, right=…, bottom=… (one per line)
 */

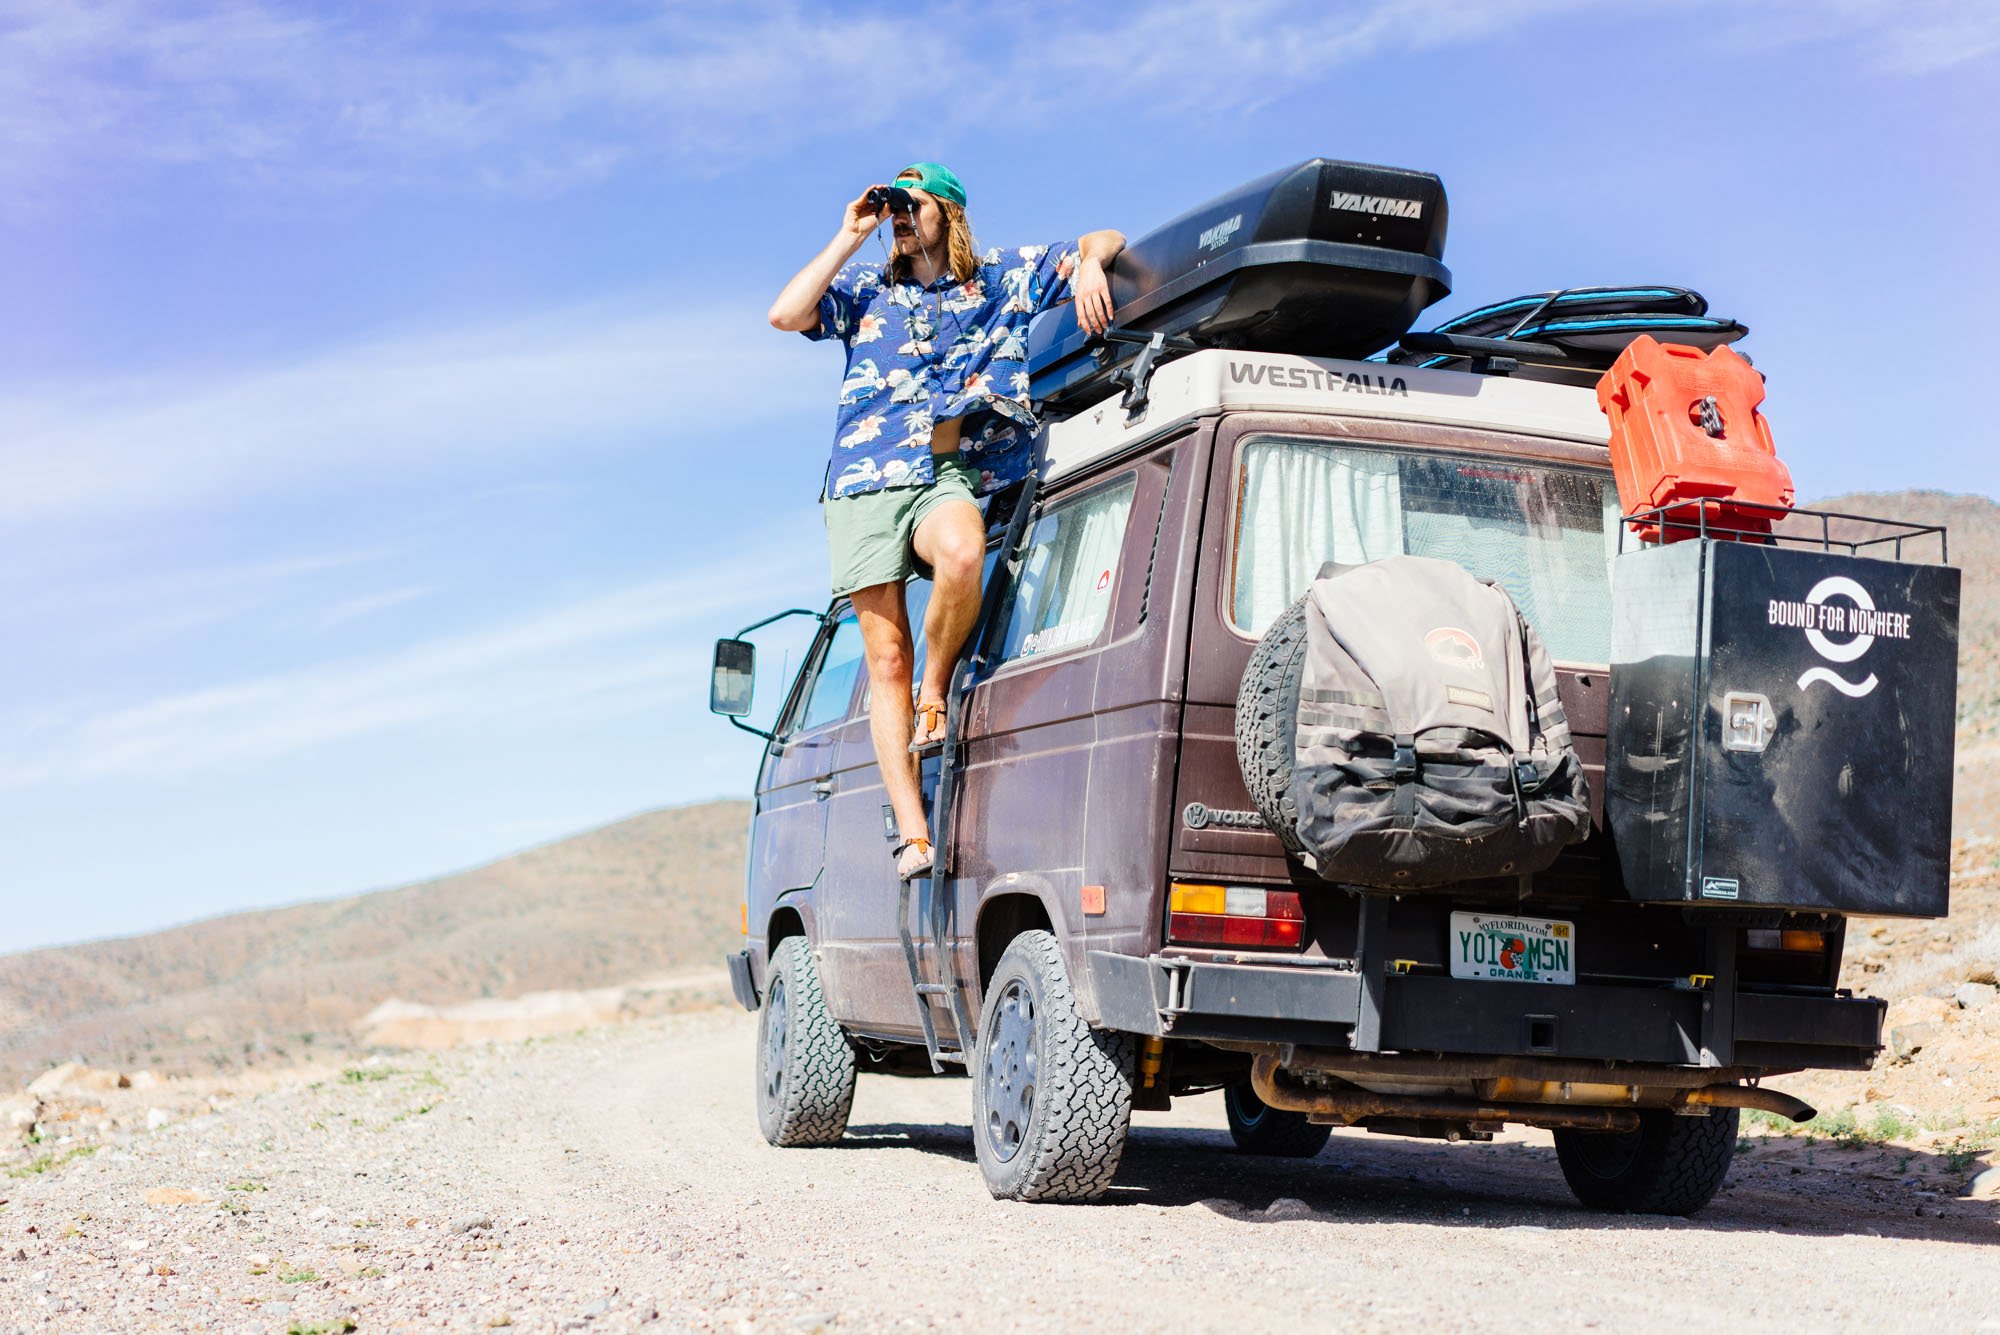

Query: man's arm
left=767, top=187, right=889, bottom=333
left=1068, top=229, right=1126, bottom=336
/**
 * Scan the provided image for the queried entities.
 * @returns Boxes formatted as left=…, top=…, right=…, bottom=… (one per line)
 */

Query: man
left=768, top=163, right=1124, bottom=880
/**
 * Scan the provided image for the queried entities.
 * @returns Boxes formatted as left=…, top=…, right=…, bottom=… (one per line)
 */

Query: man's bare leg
left=847, top=582, right=930, bottom=849
left=910, top=499, right=987, bottom=730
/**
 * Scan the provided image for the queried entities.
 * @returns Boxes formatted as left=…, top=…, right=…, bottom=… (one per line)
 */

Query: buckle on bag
left=1391, top=734, right=1418, bottom=783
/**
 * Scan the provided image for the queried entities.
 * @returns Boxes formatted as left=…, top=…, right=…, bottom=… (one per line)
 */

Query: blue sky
left=1, top=0, right=1995, bottom=953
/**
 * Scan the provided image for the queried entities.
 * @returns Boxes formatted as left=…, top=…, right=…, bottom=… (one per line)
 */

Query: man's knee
left=864, top=636, right=913, bottom=683
left=932, top=530, right=984, bottom=588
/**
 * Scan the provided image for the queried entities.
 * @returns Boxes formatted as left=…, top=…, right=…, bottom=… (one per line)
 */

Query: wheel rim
left=1227, top=1082, right=1269, bottom=1130
left=981, top=979, right=1038, bottom=1163
left=761, top=974, right=790, bottom=1110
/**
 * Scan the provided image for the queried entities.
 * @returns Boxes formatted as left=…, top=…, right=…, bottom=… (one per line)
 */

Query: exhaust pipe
left=1678, top=1083, right=1816, bottom=1123
left=1250, top=1055, right=1643, bottom=1135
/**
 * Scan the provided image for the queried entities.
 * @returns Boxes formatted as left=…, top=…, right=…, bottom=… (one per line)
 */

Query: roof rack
left=1616, top=498, right=1949, bottom=564
left=1395, top=330, right=1571, bottom=377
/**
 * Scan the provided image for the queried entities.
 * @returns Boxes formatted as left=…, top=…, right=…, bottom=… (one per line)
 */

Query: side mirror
left=710, top=639, right=756, bottom=716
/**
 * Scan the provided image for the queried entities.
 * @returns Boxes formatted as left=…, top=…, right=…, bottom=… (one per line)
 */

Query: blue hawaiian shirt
left=805, top=240, right=1079, bottom=499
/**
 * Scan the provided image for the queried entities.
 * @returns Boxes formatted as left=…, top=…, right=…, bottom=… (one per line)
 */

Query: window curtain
left=1232, top=443, right=1404, bottom=633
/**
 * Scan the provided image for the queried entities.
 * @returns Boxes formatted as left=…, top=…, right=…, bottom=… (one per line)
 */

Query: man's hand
left=842, top=186, right=890, bottom=241
left=1072, top=255, right=1114, bottom=336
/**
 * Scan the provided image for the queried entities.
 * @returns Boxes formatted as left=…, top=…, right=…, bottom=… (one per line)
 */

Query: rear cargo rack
left=1616, top=498, right=1948, bottom=564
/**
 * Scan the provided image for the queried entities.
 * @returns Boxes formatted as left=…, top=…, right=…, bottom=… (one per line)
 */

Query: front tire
left=972, top=931, right=1135, bottom=1202
left=755, top=936, right=857, bottom=1147
left=1553, top=1107, right=1738, bottom=1215
left=1224, top=1078, right=1333, bottom=1158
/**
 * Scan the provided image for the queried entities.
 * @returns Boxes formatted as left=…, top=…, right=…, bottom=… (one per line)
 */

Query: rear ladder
left=896, top=472, right=1040, bottom=1070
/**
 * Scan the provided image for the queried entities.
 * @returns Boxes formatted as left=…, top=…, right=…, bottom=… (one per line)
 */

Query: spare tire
left=1233, top=595, right=1311, bottom=858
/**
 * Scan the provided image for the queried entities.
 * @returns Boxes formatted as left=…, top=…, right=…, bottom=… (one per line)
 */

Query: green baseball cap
left=895, top=161, right=966, bottom=208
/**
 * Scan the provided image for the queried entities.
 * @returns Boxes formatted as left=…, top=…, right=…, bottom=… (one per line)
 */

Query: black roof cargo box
left=1029, top=158, right=1452, bottom=411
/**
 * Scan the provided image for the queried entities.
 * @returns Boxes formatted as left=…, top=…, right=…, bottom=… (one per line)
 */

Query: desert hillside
left=0, top=800, right=750, bottom=1083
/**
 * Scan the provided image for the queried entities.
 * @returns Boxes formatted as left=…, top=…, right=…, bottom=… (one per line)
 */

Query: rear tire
left=1224, top=1078, right=1333, bottom=1158
left=1553, top=1107, right=1738, bottom=1215
left=972, top=930, right=1134, bottom=1202
left=755, top=936, right=856, bottom=1147
left=1234, top=595, right=1312, bottom=856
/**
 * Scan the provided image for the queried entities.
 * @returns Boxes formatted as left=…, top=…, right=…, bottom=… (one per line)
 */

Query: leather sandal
left=909, top=699, right=948, bottom=753
left=894, top=837, right=935, bottom=881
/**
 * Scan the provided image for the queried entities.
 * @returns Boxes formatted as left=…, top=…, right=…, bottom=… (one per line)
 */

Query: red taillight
left=1167, top=884, right=1304, bottom=949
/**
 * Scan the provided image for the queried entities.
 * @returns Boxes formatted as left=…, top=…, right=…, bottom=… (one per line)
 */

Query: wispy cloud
left=0, top=299, right=820, bottom=529
left=0, top=526, right=822, bottom=788
left=292, top=583, right=439, bottom=634
left=9, top=0, right=1978, bottom=204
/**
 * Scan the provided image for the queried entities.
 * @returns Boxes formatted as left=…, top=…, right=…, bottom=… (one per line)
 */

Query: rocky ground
left=2, top=1008, right=1997, bottom=1335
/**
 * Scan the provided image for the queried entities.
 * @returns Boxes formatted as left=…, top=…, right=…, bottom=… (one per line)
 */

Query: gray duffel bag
left=1239, top=555, right=1590, bottom=888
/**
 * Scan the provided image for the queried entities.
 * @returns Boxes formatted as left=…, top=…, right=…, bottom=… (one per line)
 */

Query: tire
left=972, top=930, right=1135, bottom=1202
left=1553, top=1106, right=1738, bottom=1215
left=1223, top=1078, right=1333, bottom=1158
left=755, top=936, right=857, bottom=1147
left=1234, top=594, right=1312, bottom=856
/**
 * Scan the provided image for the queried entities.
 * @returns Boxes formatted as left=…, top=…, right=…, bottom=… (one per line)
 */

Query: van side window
left=791, top=614, right=866, bottom=734
left=992, top=477, right=1137, bottom=666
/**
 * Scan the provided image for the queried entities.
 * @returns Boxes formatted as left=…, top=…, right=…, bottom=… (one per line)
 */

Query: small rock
left=26, top=1062, right=127, bottom=1096
left=1890, top=1022, right=1938, bottom=1062
left=145, top=1108, right=171, bottom=1131
left=1970, top=1166, right=2000, bottom=1201
left=1956, top=982, right=1998, bottom=1011
left=264, top=1302, right=290, bottom=1316
left=488, top=1316, right=513, bottom=1329
left=453, top=1215, right=495, bottom=1234
left=144, top=1187, right=209, bottom=1207
left=1263, top=1196, right=1314, bottom=1220
left=583, top=1298, right=610, bottom=1316
left=1968, top=964, right=1998, bottom=987
left=790, top=1313, right=839, bottom=1332
left=127, top=1071, right=160, bottom=1090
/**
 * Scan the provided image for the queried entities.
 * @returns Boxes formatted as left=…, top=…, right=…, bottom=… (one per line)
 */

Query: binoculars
left=866, top=185, right=916, bottom=214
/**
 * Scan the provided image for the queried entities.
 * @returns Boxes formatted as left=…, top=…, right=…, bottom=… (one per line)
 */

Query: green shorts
left=823, top=453, right=980, bottom=597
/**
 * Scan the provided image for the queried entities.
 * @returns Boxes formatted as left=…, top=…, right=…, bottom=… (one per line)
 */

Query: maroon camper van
left=710, top=161, right=1958, bottom=1213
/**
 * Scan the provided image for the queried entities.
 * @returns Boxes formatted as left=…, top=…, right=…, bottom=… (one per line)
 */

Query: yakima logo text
left=1329, top=192, right=1423, bottom=219
left=1198, top=214, right=1242, bottom=251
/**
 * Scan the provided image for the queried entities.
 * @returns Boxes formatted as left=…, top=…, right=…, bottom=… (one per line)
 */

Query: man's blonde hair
left=886, top=178, right=980, bottom=286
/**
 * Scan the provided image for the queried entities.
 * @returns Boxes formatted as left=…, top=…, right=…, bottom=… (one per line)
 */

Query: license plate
left=1448, top=912, right=1576, bottom=985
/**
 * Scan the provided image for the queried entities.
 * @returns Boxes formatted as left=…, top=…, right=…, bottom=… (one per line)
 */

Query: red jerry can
left=1596, top=335, right=1794, bottom=542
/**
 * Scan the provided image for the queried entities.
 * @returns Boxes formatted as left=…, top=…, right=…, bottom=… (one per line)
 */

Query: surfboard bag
left=1389, top=286, right=1747, bottom=388
left=1290, top=556, right=1590, bottom=889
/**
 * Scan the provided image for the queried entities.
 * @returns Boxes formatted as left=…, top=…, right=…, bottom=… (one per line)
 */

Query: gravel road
left=3, top=1008, right=1996, bottom=1334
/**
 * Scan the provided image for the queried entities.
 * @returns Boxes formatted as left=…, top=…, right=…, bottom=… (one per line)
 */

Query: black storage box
left=1608, top=535, right=1959, bottom=917
left=1028, top=158, right=1452, bottom=410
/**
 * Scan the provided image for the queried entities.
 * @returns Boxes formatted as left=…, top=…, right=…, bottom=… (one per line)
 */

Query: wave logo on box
left=1767, top=575, right=1913, bottom=699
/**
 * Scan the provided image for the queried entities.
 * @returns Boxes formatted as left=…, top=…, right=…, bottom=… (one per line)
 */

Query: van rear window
left=1232, top=438, right=1620, bottom=663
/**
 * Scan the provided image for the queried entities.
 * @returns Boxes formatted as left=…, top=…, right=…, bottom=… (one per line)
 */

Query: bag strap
left=1392, top=733, right=1419, bottom=827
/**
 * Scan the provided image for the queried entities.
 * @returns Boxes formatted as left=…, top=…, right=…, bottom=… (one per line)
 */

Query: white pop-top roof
left=1040, top=348, right=1611, bottom=483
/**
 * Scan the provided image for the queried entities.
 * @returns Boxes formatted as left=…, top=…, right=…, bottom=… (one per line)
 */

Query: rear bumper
left=1086, top=950, right=1884, bottom=1069
left=725, top=948, right=760, bottom=1012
